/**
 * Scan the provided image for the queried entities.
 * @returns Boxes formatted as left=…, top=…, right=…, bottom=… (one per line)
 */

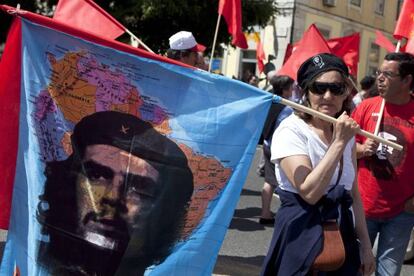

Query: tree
left=1, top=0, right=277, bottom=55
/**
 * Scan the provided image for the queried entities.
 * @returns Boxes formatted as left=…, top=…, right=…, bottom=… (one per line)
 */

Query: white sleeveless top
left=270, top=114, right=355, bottom=193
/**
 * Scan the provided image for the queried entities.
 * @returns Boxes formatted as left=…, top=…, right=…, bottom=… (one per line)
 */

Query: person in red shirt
left=352, top=52, right=414, bottom=276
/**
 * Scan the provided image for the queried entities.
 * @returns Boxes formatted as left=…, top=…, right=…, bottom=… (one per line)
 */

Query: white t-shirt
left=270, top=114, right=355, bottom=194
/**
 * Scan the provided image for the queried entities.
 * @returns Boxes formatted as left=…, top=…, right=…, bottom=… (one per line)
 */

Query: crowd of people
left=255, top=52, right=414, bottom=276
left=167, top=29, right=414, bottom=275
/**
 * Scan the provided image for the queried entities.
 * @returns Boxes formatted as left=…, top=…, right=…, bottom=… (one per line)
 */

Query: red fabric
left=283, top=43, right=293, bottom=65
left=0, top=4, right=196, bottom=229
left=404, top=36, right=414, bottom=55
left=394, top=0, right=414, bottom=40
left=374, top=30, right=396, bottom=52
left=256, top=39, right=265, bottom=74
left=0, top=5, right=183, bottom=68
left=54, top=0, right=125, bottom=40
left=351, top=96, right=414, bottom=219
left=277, top=24, right=331, bottom=80
left=218, top=0, right=248, bottom=49
left=327, top=33, right=360, bottom=76
left=0, top=18, right=22, bottom=229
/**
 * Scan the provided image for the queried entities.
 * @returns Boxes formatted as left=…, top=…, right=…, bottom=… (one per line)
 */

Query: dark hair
left=166, top=49, right=194, bottom=61
left=295, top=70, right=353, bottom=121
left=384, top=52, right=414, bottom=90
left=37, top=111, right=194, bottom=275
left=360, top=75, right=376, bottom=90
left=270, top=75, right=294, bottom=96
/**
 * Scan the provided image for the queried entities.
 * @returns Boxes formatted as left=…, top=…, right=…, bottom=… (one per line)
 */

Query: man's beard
left=79, top=211, right=131, bottom=252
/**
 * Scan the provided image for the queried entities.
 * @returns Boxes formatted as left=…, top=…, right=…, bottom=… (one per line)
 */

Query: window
left=315, top=24, right=331, bottom=39
left=319, top=29, right=331, bottom=39
left=343, top=29, right=357, bottom=36
left=369, top=43, right=380, bottom=63
left=397, top=0, right=404, bottom=20
left=240, top=50, right=258, bottom=81
left=375, top=0, right=385, bottom=16
left=350, top=0, right=361, bottom=7
left=367, top=41, right=380, bottom=76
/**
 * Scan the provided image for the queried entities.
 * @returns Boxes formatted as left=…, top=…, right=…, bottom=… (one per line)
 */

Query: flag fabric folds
left=405, top=36, right=414, bottom=54
left=327, top=33, right=360, bottom=76
left=283, top=43, right=293, bottom=65
left=394, top=0, right=414, bottom=40
left=218, top=0, right=248, bottom=49
left=0, top=17, right=21, bottom=229
left=54, top=0, right=125, bottom=40
left=256, top=34, right=266, bottom=74
left=0, top=5, right=271, bottom=276
left=375, top=30, right=396, bottom=52
left=277, top=24, right=331, bottom=80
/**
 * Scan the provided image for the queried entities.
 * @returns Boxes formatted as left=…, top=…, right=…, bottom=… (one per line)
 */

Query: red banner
left=218, top=0, right=248, bottom=49
left=278, top=24, right=331, bottom=80
left=0, top=17, right=21, bottom=229
left=54, top=0, right=125, bottom=40
left=327, top=33, right=360, bottom=76
left=394, top=0, right=414, bottom=40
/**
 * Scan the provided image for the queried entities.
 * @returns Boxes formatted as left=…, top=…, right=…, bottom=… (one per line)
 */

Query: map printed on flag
left=0, top=9, right=272, bottom=276
left=34, top=48, right=233, bottom=239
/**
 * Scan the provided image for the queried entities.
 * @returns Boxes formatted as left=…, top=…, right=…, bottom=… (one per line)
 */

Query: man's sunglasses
left=309, top=82, right=346, bottom=96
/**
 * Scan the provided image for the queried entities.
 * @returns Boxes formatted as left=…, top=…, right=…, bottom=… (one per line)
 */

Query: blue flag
left=0, top=11, right=272, bottom=276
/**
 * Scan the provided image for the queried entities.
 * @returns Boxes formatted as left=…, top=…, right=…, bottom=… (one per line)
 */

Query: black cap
left=297, top=53, right=349, bottom=89
left=71, top=111, right=188, bottom=168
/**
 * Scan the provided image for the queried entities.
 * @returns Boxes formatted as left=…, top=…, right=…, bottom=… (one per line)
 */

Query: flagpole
left=124, top=28, right=154, bottom=53
left=396, top=40, right=402, bottom=52
left=275, top=96, right=403, bottom=151
left=209, top=14, right=222, bottom=72
left=374, top=99, right=385, bottom=135
left=348, top=76, right=359, bottom=94
left=372, top=39, right=401, bottom=136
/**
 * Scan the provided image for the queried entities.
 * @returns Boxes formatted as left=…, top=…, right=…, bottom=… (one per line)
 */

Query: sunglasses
left=309, top=82, right=346, bottom=96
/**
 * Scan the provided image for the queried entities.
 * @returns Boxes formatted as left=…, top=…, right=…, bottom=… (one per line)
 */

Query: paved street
left=213, top=146, right=414, bottom=276
left=1, top=146, right=414, bottom=275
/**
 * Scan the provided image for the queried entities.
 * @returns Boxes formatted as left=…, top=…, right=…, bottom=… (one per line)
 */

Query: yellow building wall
left=220, top=0, right=400, bottom=84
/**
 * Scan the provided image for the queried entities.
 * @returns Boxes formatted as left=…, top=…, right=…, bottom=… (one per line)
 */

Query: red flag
left=256, top=36, right=266, bottom=74
left=283, top=43, right=293, bottom=65
left=0, top=17, right=21, bottom=229
left=54, top=0, right=125, bottom=40
left=394, top=0, right=414, bottom=40
left=374, top=30, right=396, bottom=52
left=327, top=33, right=360, bottom=76
left=277, top=24, right=331, bottom=80
left=218, top=0, right=248, bottom=49
left=405, top=36, right=414, bottom=54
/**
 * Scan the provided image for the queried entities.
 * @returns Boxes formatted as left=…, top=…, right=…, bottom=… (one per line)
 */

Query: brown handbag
left=311, top=156, right=346, bottom=271
left=312, top=221, right=346, bottom=271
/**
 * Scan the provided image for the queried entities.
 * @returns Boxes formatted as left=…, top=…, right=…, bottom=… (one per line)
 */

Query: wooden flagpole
left=125, top=29, right=154, bottom=53
left=274, top=96, right=403, bottom=151
left=373, top=40, right=401, bottom=136
left=209, top=14, right=222, bottom=72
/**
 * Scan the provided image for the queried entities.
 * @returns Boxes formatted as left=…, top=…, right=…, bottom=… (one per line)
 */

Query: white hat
left=169, top=31, right=206, bottom=52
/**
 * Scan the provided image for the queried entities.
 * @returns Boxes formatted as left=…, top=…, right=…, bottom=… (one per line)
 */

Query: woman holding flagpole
left=260, top=53, right=375, bottom=275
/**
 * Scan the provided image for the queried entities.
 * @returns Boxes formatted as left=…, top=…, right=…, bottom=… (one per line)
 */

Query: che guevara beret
left=297, top=53, right=349, bottom=89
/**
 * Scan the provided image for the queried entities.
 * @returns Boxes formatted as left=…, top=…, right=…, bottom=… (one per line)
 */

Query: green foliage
left=1, top=0, right=277, bottom=56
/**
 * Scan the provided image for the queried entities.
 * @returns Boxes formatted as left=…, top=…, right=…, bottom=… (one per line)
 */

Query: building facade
left=220, top=0, right=403, bottom=85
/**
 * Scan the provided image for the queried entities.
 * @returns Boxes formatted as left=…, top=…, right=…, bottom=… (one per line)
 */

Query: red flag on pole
left=218, top=0, right=248, bottom=49
left=54, top=0, right=125, bottom=40
left=327, top=33, right=360, bottom=76
left=283, top=43, right=294, bottom=65
left=256, top=34, right=266, bottom=74
left=394, top=0, right=414, bottom=40
left=374, top=30, right=396, bottom=52
left=277, top=24, right=331, bottom=80
left=405, top=36, right=414, bottom=54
